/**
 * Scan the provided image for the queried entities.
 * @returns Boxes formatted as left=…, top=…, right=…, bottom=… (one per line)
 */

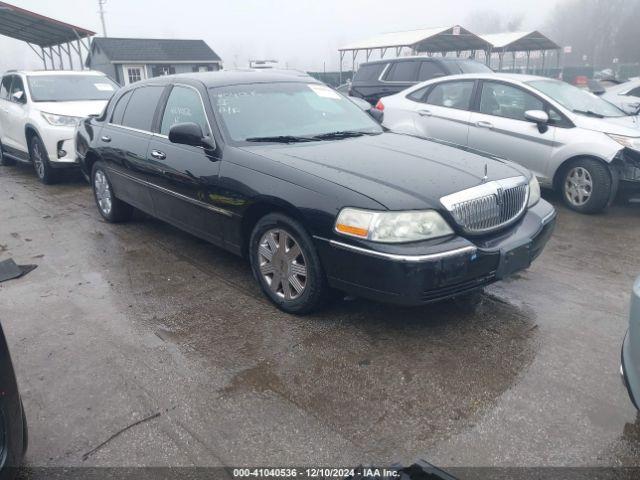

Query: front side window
left=209, top=82, right=382, bottom=143
left=384, top=61, right=418, bottom=82
left=120, top=86, right=164, bottom=131
left=0, top=76, right=12, bottom=100
left=161, top=86, right=209, bottom=136
left=627, top=87, right=640, bottom=97
left=480, top=82, right=544, bottom=121
left=9, top=76, right=25, bottom=102
left=527, top=79, right=626, bottom=118
left=26, top=75, right=117, bottom=102
left=426, top=81, right=474, bottom=110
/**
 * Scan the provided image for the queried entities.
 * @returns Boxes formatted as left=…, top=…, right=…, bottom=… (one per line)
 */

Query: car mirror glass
left=11, top=90, right=24, bottom=102
left=168, top=122, right=205, bottom=148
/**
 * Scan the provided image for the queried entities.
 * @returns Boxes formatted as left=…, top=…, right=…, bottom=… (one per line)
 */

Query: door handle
left=417, top=109, right=432, bottom=117
left=100, top=135, right=111, bottom=143
left=150, top=149, right=166, bottom=160
left=476, top=120, right=494, bottom=129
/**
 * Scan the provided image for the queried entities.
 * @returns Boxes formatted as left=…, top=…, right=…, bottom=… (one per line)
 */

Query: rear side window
left=384, top=61, right=418, bottom=82
left=120, top=86, right=164, bottom=131
left=0, top=76, right=12, bottom=100
left=110, top=90, right=133, bottom=125
left=426, top=81, right=475, bottom=110
left=354, top=64, right=385, bottom=82
left=417, top=62, right=446, bottom=81
left=407, top=86, right=429, bottom=102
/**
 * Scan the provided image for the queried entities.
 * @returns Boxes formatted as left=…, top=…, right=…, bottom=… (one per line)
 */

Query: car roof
left=6, top=70, right=108, bottom=77
left=139, top=69, right=320, bottom=88
left=417, top=72, right=553, bottom=83
left=359, top=56, right=486, bottom=66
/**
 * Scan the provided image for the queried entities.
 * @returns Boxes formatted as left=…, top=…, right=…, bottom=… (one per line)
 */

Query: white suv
left=0, top=70, right=118, bottom=184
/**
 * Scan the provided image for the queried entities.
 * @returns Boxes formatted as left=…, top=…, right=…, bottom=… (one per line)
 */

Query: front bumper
left=315, top=200, right=556, bottom=306
left=41, top=125, right=79, bottom=167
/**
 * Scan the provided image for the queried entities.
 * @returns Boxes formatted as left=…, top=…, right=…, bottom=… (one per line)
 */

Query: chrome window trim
left=106, top=123, right=152, bottom=135
left=106, top=167, right=236, bottom=218
left=315, top=236, right=477, bottom=263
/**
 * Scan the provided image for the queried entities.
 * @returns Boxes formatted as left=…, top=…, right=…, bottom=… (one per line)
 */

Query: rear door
left=467, top=80, right=556, bottom=178
left=410, top=79, right=475, bottom=146
left=146, top=83, right=224, bottom=245
left=98, top=85, right=165, bottom=214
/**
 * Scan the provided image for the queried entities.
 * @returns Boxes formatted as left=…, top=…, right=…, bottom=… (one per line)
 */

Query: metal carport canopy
left=0, top=1, right=95, bottom=70
left=480, top=31, right=560, bottom=52
left=339, top=25, right=492, bottom=54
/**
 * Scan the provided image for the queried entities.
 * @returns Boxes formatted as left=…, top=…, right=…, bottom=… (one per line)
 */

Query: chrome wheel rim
left=258, top=229, right=307, bottom=300
left=564, top=166, right=593, bottom=207
left=32, top=141, right=45, bottom=178
left=94, top=170, right=112, bottom=215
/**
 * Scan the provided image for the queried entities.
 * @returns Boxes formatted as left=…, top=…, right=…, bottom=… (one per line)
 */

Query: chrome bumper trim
left=541, top=208, right=556, bottom=225
left=322, top=237, right=477, bottom=263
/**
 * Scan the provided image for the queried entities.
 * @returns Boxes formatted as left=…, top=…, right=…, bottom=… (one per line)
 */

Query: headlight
left=607, top=133, right=640, bottom=151
left=528, top=176, right=540, bottom=207
left=41, top=112, right=82, bottom=127
left=335, top=208, right=453, bottom=243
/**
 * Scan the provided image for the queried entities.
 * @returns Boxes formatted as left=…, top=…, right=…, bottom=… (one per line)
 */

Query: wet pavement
left=1, top=162, right=640, bottom=468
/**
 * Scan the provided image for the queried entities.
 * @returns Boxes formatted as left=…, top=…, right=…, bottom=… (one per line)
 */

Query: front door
left=124, top=65, right=147, bottom=85
left=2, top=76, right=29, bottom=154
left=146, top=84, right=223, bottom=245
left=467, top=80, right=555, bottom=179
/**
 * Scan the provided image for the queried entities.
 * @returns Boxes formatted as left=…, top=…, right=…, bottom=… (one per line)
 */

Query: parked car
left=601, top=79, right=640, bottom=115
left=349, top=56, right=492, bottom=105
left=0, top=322, right=27, bottom=480
left=77, top=71, right=555, bottom=314
left=621, top=276, right=640, bottom=410
left=0, top=70, right=118, bottom=184
left=380, top=73, right=640, bottom=213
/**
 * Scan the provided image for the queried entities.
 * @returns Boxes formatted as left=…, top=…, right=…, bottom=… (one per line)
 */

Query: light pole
left=98, top=0, right=108, bottom=37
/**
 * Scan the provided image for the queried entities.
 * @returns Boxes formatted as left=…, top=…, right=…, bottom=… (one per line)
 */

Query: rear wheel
left=561, top=158, right=612, bottom=214
left=30, top=135, right=57, bottom=184
left=0, top=139, right=16, bottom=166
left=249, top=213, right=328, bottom=314
left=91, top=162, right=133, bottom=222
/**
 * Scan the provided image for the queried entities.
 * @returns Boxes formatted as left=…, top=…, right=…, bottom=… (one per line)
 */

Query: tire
left=91, top=161, right=133, bottom=223
left=0, top=139, right=16, bottom=166
left=249, top=213, right=328, bottom=314
left=560, top=158, right=612, bottom=214
left=29, top=135, right=57, bottom=184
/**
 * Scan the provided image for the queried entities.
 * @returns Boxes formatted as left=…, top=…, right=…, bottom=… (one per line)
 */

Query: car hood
left=574, top=112, right=640, bottom=136
left=240, top=133, right=529, bottom=210
left=35, top=100, right=108, bottom=118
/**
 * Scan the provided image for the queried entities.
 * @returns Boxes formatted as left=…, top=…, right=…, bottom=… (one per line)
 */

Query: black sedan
left=0, top=322, right=27, bottom=480
left=76, top=71, right=556, bottom=314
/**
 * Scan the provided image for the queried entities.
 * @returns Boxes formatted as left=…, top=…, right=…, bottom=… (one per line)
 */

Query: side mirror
left=524, top=110, right=549, bottom=133
left=11, top=90, right=25, bottom=103
left=168, top=122, right=215, bottom=150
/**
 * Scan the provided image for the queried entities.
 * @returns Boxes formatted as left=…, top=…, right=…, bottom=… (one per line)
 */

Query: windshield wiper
left=245, top=135, right=315, bottom=143
left=313, top=130, right=377, bottom=140
left=572, top=109, right=605, bottom=118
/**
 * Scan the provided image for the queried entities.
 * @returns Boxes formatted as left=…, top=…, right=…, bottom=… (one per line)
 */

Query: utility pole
left=98, top=0, right=108, bottom=37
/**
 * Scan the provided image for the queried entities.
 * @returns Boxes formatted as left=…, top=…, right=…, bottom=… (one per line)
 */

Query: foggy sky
left=0, top=0, right=565, bottom=72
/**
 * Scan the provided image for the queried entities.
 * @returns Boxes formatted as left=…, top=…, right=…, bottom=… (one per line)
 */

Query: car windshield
left=27, top=75, right=118, bottom=102
left=527, top=79, right=626, bottom=118
left=209, top=82, right=383, bottom=142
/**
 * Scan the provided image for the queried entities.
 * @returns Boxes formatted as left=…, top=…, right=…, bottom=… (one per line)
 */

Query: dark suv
left=350, top=56, right=492, bottom=105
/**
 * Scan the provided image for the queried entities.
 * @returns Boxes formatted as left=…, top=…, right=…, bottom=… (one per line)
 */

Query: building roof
left=481, top=31, right=560, bottom=52
left=90, top=37, right=222, bottom=63
left=0, top=1, right=94, bottom=47
left=339, top=26, right=492, bottom=53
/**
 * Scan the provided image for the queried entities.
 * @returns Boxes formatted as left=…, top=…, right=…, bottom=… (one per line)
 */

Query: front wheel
left=560, top=158, right=612, bottom=214
left=91, top=162, right=133, bottom=222
left=249, top=213, right=328, bottom=314
left=30, top=135, right=57, bottom=184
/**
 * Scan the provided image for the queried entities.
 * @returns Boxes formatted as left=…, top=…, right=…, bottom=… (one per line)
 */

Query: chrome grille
left=440, top=177, right=529, bottom=234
